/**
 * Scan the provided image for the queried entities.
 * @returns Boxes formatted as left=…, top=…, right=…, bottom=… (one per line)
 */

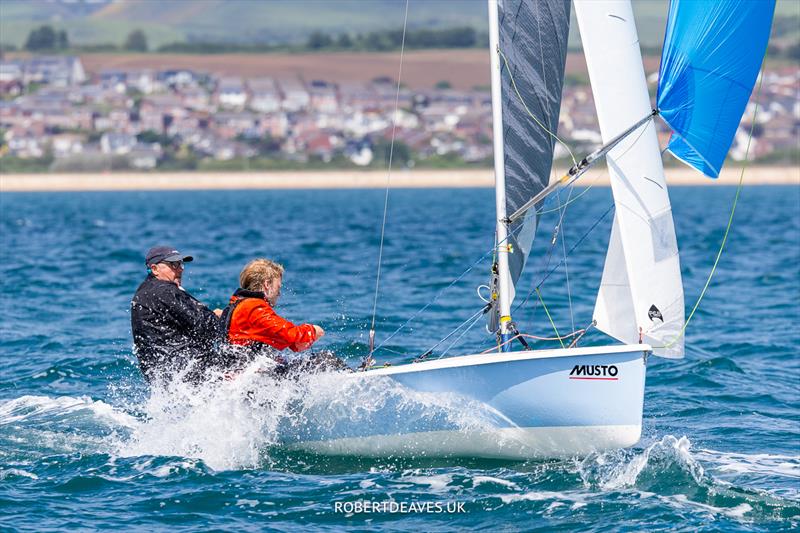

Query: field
left=73, top=50, right=661, bottom=91
left=2, top=0, right=797, bottom=49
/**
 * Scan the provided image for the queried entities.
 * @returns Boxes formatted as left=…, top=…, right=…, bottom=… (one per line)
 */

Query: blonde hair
left=239, top=258, right=284, bottom=292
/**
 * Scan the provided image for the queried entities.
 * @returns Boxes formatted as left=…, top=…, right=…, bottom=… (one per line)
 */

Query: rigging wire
left=653, top=64, right=767, bottom=351
left=479, top=329, right=587, bottom=354
left=514, top=202, right=616, bottom=315
left=367, top=0, right=410, bottom=363
left=555, top=187, right=576, bottom=333
left=533, top=110, right=651, bottom=217
left=438, top=311, right=485, bottom=359
left=373, top=222, right=526, bottom=354
left=402, top=203, right=614, bottom=363
left=513, top=114, right=652, bottom=327
left=536, top=287, right=564, bottom=348
left=366, top=3, right=652, bottom=363
left=417, top=307, right=487, bottom=361
left=535, top=173, right=599, bottom=215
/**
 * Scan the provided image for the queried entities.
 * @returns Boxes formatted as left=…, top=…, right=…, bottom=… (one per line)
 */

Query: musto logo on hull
left=569, top=364, right=619, bottom=381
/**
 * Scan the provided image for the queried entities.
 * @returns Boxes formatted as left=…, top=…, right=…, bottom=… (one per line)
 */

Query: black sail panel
left=499, top=0, right=571, bottom=295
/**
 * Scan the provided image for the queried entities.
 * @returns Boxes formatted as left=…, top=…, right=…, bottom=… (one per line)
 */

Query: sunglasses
left=163, top=260, right=184, bottom=269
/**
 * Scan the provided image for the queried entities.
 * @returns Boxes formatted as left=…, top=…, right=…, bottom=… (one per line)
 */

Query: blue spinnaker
left=657, top=0, right=775, bottom=178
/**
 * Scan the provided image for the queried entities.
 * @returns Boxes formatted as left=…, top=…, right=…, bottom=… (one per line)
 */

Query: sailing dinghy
left=284, top=0, right=775, bottom=459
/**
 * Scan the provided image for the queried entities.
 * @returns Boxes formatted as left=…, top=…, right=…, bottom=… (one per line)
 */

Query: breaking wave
left=576, top=435, right=800, bottom=522
left=1, top=355, right=510, bottom=471
left=1, top=360, right=798, bottom=525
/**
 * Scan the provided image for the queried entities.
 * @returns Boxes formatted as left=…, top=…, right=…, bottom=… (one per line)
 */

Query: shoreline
left=1, top=166, right=798, bottom=192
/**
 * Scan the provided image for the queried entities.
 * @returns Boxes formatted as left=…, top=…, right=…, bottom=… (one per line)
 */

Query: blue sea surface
left=0, top=185, right=798, bottom=531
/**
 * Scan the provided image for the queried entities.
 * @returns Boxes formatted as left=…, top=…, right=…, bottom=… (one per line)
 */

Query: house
left=249, top=77, right=281, bottom=113
left=419, top=103, right=462, bottom=132
left=0, top=62, right=23, bottom=83
left=344, top=140, right=373, bottom=166
left=338, top=82, right=379, bottom=112
left=126, top=70, right=156, bottom=94
left=294, top=130, right=338, bottom=162
left=99, top=70, right=128, bottom=93
left=5, top=132, right=45, bottom=158
left=308, top=80, right=338, bottom=114
left=279, top=78, right=309, bottom=112
left=372, top=81, right=413, bottom=111
left=0, top=80, right=22, bottom=97
left=213, top=111, right=260, bottom=139
left=50, top=133, right=85, bottom=158
left=260, top=112, right=289, bottom=139
left=157, top=69, right=203, bottom=89
left=342, top=109, right=389, bottom=137
left=100, top=132, right=137, bottom=155
left=216, top=77, right=248, bottom=109
left=179, top=87, right=210, bottom=111
left=20, top=56, right=86, bottom=87
left=127, top=142, right=162, bottom=169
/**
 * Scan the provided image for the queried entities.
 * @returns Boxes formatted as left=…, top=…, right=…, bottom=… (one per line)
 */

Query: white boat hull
left=294, top=425, right=642, bottom=459
left=284, top=344, right=649, bottom=459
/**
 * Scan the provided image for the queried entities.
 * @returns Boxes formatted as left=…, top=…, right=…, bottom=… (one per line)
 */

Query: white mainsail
left=575, top=0, right=685, bottom=358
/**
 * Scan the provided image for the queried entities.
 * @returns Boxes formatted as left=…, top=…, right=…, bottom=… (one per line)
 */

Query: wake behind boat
left=280, top=0, right=774, bottom=459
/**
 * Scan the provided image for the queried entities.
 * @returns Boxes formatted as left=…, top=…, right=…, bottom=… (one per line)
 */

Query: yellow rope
left=655, top=65, right=766, bottom=351
left=535, top=288, right=565, bottom=349
left=498, top=48, right=577, bottom=168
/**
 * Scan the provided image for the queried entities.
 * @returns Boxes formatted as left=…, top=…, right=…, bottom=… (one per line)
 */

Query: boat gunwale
left=361, top=343, right=651, bottom=377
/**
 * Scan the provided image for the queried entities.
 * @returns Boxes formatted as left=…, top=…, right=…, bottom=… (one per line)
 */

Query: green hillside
left=0, top=0, right=487, bottom=48
left=0, top=0, right=796, bottom=50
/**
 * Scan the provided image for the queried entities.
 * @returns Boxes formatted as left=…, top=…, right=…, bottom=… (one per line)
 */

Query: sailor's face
left=151, top=261, right=184, bottom=286
left=264, top=276, right=282, bottom=306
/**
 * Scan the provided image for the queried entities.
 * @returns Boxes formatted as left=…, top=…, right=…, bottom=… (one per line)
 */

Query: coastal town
left=1, top=54, right=798, bottom=173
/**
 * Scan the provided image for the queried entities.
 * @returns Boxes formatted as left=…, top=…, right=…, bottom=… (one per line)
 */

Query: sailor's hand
left=213, top=308, right=223, bottom=317
left=313, top=325, right=325, bottom=339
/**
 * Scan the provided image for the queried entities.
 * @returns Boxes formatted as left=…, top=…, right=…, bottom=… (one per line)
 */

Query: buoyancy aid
left=217, top=289, right=351, bottom=378
left=221, top=288, right=318, bottom=353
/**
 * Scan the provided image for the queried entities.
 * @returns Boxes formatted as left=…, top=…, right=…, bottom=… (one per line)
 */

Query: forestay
left=658, top=0, right=776, bottom=178
left=575, top=0, right=685, bottom=358
left=489, top=0, right=570, bottom=330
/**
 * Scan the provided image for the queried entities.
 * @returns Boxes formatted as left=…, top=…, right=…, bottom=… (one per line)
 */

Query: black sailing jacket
left=130, top=274, right=220, bottom=383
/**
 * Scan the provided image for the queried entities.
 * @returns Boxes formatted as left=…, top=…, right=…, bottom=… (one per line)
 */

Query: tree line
left=158, top=26, right=485, bottom=53
left=4, top=25, right=149, bottom=53
left=7, top=23, right=799, bottom=61
left=5, top=25, right=484, bottom=55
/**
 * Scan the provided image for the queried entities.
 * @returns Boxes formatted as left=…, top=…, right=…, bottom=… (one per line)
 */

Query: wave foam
left=579, top=435, right=703, bottom=491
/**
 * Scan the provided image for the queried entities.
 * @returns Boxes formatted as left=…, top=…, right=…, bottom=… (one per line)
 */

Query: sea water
left=0, top=185, right=798, bottom=531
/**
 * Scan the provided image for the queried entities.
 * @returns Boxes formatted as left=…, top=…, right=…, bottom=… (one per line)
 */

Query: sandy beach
left=1, top=166, right=798, bottom=192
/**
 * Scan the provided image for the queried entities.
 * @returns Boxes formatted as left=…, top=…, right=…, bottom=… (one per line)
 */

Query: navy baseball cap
left=145, top=246, right=194, bottom=265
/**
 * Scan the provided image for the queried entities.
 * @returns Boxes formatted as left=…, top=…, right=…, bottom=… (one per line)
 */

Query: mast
left=487, top=0, right=513, bottom=351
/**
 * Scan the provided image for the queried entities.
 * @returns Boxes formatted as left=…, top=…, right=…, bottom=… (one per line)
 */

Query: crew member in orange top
left=216, top=258, right=349, bottom=375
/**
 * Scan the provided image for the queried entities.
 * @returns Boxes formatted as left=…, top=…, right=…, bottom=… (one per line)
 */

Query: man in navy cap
left=131, top=245, right=221, bottom=384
